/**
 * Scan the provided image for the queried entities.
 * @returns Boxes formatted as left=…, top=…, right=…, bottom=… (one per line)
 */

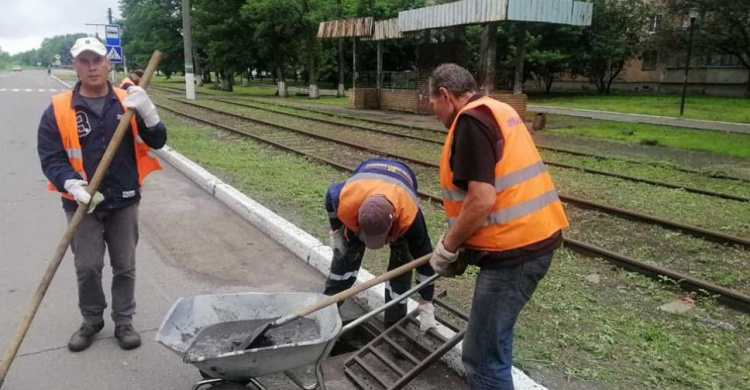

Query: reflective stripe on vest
left=442, top=160, right=548, bottom=202
left=337, top=172, right=419, bottom=238
left=439, top=96, right=568, bottom=251
left=45, top=88, right=162, bottom=199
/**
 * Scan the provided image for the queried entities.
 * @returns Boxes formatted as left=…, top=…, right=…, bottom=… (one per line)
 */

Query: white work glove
left=429, top=234, right=461, bottom=278
left=63, top=179, right=105, bottom=213
left=64, top=179, right=91, bottom=204
left=123, top=86, right=160, bottom=127
left=417, top=301, right=437, bottom=332
left=329, top=229, right=346, bottom=258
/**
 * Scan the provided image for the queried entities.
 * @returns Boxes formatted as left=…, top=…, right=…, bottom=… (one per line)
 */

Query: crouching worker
left=324, top=158, right=437, bottom=331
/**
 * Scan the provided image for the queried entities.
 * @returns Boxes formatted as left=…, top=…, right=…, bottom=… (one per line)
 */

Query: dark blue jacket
left=37, top=82, right=167, bottom=211
left=325, top=158, right=431, bottom=258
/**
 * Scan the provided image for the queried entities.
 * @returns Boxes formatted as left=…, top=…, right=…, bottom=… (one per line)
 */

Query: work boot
left=115, top=325, right=141, bottom=350
left=67, top=322, right=104, bottom=352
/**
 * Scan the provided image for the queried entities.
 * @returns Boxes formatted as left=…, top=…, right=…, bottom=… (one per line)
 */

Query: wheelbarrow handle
left=274, top=253, right=432, bottom=327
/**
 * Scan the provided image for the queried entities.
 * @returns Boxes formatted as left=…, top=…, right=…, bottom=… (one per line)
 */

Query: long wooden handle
left=275, top=253, right=432, bottom=327
left=0, top=51, right=162, bottom=388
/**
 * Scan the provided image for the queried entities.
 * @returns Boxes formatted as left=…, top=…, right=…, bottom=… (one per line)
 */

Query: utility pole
left=679, top=8, right=699, bottom=116
left=108, top=8, right=117, bottom=84
left=182, top=0, right=196, bottom=100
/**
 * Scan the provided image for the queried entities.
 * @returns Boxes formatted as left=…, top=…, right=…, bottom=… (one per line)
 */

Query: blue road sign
left=105, top=24, right=120, bottom=46
left=106, top=45, right=123, bottom=64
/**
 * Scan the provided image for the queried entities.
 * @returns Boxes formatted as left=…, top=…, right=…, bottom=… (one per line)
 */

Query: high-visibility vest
left=46, top=88, right=162, bottom=200
left=337, top=160, right=419, bottom=238
left=119, top=77, right=135, bottom=89
left=439, top=96, right=568, bottom=251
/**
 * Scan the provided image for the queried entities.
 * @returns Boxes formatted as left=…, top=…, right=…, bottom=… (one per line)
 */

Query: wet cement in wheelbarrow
left=185, top=318, right=320, bottom=361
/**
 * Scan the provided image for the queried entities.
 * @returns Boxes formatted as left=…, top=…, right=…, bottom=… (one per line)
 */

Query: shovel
left=186, top=253, right=432, bottom=356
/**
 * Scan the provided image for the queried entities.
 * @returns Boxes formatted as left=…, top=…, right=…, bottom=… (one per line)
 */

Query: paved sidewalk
left=528, top=105, right=750, bottom=134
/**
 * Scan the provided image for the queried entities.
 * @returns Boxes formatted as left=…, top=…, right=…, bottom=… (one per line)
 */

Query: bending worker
left=37, top=37, right=166, bottom=352
left=120, top=69, right=144, bottom=91
left=324, top=158, right=437, bottom=330
left=428, top=64, right=569, bottom=389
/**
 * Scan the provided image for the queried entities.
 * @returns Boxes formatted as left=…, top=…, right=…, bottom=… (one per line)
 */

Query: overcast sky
left=0, top=0, right=122, bottom=55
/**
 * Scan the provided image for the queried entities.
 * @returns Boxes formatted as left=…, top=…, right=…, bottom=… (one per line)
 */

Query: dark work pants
left=461, top=251, right=553, bottom=390
left=65, top=203, right=139, bottom=327
left=324, top=235, right=435, bottom=326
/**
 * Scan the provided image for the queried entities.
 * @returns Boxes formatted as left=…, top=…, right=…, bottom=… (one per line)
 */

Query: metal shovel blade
left=235, top=319, right=276, bottom=350
left=183, top=316, right=280, bottom=361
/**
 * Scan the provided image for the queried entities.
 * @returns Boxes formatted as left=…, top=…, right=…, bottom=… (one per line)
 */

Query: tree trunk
left=226, top=72, right=234, bottom=92
left=242, top=69, right=250, bottom=87
left=307, top=34, right=319, bottom=99
left=545, top=75, right=554, bottom=93
left=277, top=63, right=288, bottom=97
left=336, top=0, right=345, bottom=97
left=513, top=23, right=527, bottom=94
left=478, top=23, right=498, bottom=93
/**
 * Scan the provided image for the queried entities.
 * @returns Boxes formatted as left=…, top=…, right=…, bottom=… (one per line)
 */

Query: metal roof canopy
left=316, top=17, right=374, bottom=39
left=317, top=0, right=592, bottom=41
left=398, top=0, right=592, bottom=32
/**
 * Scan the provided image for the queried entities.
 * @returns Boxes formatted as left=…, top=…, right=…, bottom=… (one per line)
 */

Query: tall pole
left=108, top=8, right=117, bottom=85
left=376, top=40, right=382, bottom=108
left=352, top=38, right=357, bottom=91
left=182, top=0, right=196, bottom=100
left=679, top=15, right=696, bottom=116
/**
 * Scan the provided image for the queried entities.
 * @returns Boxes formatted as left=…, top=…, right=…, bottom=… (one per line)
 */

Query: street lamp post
left=679, top=8, right=700, bottom=116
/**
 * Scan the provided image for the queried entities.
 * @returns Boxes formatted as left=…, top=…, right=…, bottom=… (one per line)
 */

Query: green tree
left=192, top=0, right=256, bottom=91
left=120, top=0, right=183, bottom=78
left=572, top=0, right=649, bottom=93
left=525, top=24, right=582, bottom=93
left=242, top=0, right=304, bottom=97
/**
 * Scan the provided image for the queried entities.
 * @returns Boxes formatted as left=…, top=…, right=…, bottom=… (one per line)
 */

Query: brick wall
left=489, top=93, right=527, bottom=120
left=380, top=90, right=419, bottom=113
left=351, top=88, right=528, bottom=120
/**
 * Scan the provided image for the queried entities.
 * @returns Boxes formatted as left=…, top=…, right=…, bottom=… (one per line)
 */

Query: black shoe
left=68, top=322, right=104, bottom=352
left=114, top=325, right=141, bottom=350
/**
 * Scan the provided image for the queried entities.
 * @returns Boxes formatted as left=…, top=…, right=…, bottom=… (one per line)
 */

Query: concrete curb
left=157, top=135, right=547, bottom=389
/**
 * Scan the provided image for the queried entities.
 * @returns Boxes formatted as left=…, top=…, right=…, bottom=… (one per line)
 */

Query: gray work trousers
left=65, top=203, right=138, bottom=327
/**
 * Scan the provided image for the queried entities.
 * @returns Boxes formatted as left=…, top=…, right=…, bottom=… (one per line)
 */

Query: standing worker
left=324, top=158, right=437, bottom=331
left=37, top=37, right=166, bottom=352
left=120, top=69, right=144, bottom=91
left=428, top=64, right=568, bottom=389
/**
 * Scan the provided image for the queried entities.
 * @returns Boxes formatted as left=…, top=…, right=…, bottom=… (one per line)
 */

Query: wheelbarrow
left=156, top=275, right=440, bottom=390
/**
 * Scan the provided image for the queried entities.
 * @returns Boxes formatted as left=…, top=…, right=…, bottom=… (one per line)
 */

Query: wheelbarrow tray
left=155, top=292, right=342, bottom=381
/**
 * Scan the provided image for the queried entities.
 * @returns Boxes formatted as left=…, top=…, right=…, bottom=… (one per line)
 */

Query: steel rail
left=202, top=96, right=750, bottom=202
left=156, top=102, right=750, bottom=313
left=162, top=97, right=750, bottom=249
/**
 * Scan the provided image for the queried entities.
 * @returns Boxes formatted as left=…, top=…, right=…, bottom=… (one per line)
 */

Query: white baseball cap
left=70, top=37, right=107, bottom=58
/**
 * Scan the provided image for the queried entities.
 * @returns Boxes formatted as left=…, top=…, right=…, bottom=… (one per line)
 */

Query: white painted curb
left=155, top=141, right=547, bottom=389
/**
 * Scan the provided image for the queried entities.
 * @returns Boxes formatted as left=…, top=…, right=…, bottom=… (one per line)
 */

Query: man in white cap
left=37, top=37, right=166, bottom=352
left=324, top=158, right=437, bottom=330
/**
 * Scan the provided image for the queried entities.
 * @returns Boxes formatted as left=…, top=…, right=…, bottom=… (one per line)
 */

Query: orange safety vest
left=439, top=96, right=569, bottom=251
left=46, top=88, right=162, bottom=200
left=119, top=77, right=135, bottom=89
left=337, top=168, right=419, bottom=239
